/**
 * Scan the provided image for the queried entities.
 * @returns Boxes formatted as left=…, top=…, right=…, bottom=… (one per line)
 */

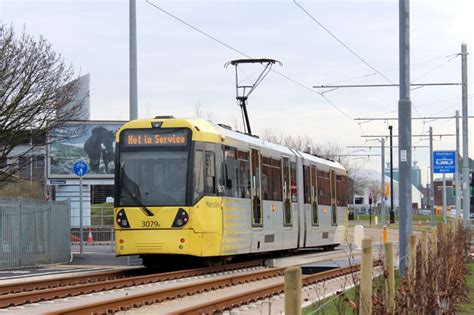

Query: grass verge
left=303, top=287, right=356, bottom=315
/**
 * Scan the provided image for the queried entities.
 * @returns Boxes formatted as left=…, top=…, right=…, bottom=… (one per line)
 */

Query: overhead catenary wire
left=326, top=53, right=460, bottom=85
left=145, top=0, right=355, bottom=122
left=292, top=0, right=437, bottom=120
left=293, top=0, right=395, bottom=85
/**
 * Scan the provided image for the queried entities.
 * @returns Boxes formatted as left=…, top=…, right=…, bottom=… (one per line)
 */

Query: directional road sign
left=73, top=160, right=89, bottom=177
left=433, top=151, right=456, bottom=174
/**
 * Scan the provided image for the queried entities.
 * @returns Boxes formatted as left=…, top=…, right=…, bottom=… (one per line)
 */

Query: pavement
left=70, top=244, right=137, bottom=266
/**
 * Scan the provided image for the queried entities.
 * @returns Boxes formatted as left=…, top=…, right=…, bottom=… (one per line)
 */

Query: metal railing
left=0, top=197, right=71, bottom=269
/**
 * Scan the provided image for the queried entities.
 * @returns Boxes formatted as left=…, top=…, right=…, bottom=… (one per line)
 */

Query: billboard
left=48, top=121, right=125, bottom=178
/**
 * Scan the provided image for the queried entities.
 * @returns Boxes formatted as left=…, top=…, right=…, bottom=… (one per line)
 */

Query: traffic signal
left=369, top=194, right=373, bottom=205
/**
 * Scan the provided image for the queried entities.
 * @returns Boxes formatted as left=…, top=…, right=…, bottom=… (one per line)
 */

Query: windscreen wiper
left=120, top=168, right=154, bottom=217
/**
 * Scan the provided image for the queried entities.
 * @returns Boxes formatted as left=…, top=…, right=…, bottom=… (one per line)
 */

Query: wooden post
left=421, top=231, right=428, bottom=278
left=359, top=238, right=373, bottom=315
left=384, top=242, right=395, bottom=314
left=431, top=226, right=438, bottom=258
left=431, top=226, right=438, bottom=298
left=409, top=234, right=417, bottom=285
left=284, top=267, right=302, bottom=315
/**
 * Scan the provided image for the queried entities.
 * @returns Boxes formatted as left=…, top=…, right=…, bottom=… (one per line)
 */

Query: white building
left=351, top=169, right=423, bottom=214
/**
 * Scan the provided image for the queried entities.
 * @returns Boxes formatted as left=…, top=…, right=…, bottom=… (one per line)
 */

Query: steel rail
left=0, top=269, right=134, bottom=295
left=47, top=262, right=375, bottom=315
left=47, top=264, right=288, bottom=314
left=0, top=260, right=264, bottom=308
left=176, top=264, right=361, bottom=314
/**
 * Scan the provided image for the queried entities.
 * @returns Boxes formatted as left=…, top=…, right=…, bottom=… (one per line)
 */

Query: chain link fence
left=0, top=197, right=71, bottom=269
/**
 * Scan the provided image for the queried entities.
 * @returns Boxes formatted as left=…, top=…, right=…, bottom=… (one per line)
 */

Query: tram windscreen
left=118, top=128, right=190, bottom=207
left=118, top=150, right=188, bottom=206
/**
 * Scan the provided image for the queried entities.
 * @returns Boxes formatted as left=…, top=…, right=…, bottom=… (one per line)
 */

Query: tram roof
left=119, top=117, right=345, bottom=172
left=212, top=121, right=345, bottom=172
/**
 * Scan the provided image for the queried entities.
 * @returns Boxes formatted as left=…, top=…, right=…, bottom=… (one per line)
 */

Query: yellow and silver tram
left=114, top=117, right=348, bottom=267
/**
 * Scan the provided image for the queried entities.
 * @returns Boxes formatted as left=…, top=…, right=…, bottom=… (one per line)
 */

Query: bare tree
left=0, top=25, right=84, bottom=184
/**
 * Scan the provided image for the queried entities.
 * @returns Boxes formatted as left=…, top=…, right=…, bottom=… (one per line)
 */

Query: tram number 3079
left=141, top=221, right=160, bottom=228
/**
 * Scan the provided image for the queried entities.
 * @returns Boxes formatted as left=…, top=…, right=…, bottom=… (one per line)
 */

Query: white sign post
left=73, top=160, right=89, bottom=257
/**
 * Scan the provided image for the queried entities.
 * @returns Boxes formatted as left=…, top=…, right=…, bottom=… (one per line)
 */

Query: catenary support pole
left=461, top=43, right=470, bottom=227
left=398, top=0, right=412, bottom=276
left=381, top=138, right=386, bottom=225
left=389, top=125, right=395, bottom=223
left=430, top=126, right=434, bottom=226
left=129, top=0, right=138, bottom=120
left=456, top=110, right=461, bottom=217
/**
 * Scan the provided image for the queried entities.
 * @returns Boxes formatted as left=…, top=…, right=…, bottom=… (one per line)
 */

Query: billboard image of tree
left=49, top=121, right=125, bottom=178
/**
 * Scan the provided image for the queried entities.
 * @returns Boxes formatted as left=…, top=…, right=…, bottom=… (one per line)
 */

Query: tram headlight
left=172, top=208, right=189, bottom=228
left=116, top=209, right=130, bottom=228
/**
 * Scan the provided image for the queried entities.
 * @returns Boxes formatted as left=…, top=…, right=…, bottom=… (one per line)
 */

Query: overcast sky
left=2, top=0, right=473, bottom=184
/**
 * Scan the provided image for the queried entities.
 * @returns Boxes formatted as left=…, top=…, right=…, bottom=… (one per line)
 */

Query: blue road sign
left=433, top=151, right=456, bottom=174
left=73, top=160, right=89, bottom=177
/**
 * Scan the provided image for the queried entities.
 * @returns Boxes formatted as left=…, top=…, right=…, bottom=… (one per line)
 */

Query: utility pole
left=129, top=0, right=138, bottom=120
left=389, top=125, right=395, bottom=223
left=456, top=110, right=461, bottom=217
left=429, top=126, right=434, bottom=226
left=398, top=0, right=412, bottom=276
left=381, top=138, right=386, bottom=225
left=461, top=43, right=470, bottom=227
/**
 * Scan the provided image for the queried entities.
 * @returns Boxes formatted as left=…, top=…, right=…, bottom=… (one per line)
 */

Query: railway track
left=0, top=260, right=264, bottom=309
left=0, top=269, right=136, bottom=295
left=46, top=262, right=372, bottom=315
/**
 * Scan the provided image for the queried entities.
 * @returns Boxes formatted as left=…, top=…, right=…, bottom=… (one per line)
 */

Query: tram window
left=193, top=150, right=205, bottom=203
left=262, top=156, right=272, bottom=201
left=290, top=161, right=297, bottom=202
left=337, top=175, right=348, bottom=206
left=251, top=149, right=262, bottom=226
left=282, top=157, right=292, bottom=227
left=303, top=165, right=311, bottom=204
left=318, top=170, right=331, bottom=205
left=224, top=146, right=239, bottom=197
left=271, top=158, right=282, bottom=201
left=205, top=151, right=216, bottom=195
left=311, top=165, right=319, bottom=226
left=237, top=150, right=250, bottom=198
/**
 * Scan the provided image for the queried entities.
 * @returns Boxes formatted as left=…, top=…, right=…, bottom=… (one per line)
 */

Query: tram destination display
left=122, top=129, right=189, bottom=147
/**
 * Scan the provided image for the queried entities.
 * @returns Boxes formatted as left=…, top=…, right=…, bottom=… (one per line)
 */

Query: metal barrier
left=70, top=227, right=114, bottom=245
left=0, top=197, right=71, bottom=269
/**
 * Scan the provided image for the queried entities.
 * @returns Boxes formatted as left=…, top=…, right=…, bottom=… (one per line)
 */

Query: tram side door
left=330, top=170, right=337, bottom=226
left=250, top=148, right=263, bottom=227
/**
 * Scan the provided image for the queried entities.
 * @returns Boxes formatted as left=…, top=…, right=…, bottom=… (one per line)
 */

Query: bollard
left=354, top=225, right=365, bottom=249
left=383, top=225, right=388, bottom=244
left=375, top=216, right=378, bottom=225
left=284, top=267, right=302, bottom=315
left=359, top=238, right=373, bottom=315
left=384, top=242, right=395, bottom=314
